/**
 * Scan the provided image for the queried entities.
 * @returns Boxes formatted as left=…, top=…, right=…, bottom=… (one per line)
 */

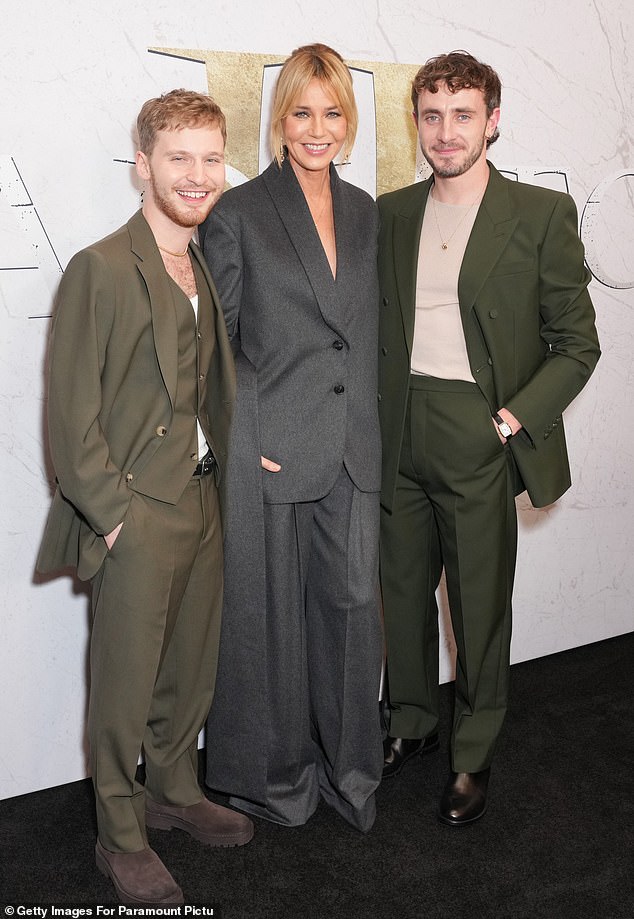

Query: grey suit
left=202, top=159, right=383, bottom=831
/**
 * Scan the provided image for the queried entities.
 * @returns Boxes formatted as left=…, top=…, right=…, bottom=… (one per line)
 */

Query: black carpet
left=2, top=632, right=633, bottom=918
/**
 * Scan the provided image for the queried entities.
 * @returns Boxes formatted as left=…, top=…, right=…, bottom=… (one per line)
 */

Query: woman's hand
left=260, top=456, right=281, bottom=473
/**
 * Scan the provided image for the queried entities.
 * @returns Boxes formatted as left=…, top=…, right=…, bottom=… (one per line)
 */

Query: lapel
left=458, top=163, right=520, bottom=321
left=262, top=159, right=348, bottom=338
left=127, top=210, right=179, bottom=409
left=391, top=177, right=431, bottom=354
left=190, top=244, right=215, bottom=367
left=391, top=166, right=519, bottom=363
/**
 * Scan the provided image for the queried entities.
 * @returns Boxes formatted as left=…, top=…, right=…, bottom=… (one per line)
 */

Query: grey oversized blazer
left=202, top=158, right=381, bottom=503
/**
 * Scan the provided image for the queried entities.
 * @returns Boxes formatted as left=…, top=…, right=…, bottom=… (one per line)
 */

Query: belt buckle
left=194, top=450, right=214, bottom=477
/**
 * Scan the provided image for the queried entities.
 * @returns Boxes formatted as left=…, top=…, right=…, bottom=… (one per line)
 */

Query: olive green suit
left=37, top=210, right=235, bottom=850
left=378, top=164, right=600, bottom=771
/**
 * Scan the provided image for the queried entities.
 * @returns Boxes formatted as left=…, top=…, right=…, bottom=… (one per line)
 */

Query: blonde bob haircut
left=269, top=43, right=358, bottom=168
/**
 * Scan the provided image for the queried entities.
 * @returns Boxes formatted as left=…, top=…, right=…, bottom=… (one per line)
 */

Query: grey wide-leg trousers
left=227, top=465, right=384, bottom=832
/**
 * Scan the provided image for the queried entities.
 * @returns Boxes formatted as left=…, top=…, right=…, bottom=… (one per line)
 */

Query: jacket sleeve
left=202, top=205, right=243, bottom=346
left=505, top=193, right=601, bottom=437
left=46, top=248, right=132, bottom=536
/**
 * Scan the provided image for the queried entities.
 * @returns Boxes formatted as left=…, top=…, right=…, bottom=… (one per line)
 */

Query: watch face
left=500, top=422, right=512, bottom=437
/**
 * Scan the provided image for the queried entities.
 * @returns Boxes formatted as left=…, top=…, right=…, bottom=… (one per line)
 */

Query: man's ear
left=135, top=150, right=150, bottom=181
left=486, top=107, right=501, bottom=138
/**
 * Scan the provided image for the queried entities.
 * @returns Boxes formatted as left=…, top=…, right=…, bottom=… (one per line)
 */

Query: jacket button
left=190, top=452, right=198, bottom=461
left=199, top=373, right=205, bottom=380
left=126, top=472, right=134, bottom=482
left=382, top=346, right=388, bottom=355
left=489, top=309, right=498, bottom=318
left=156, top=425, right=167, bottom=436
left=333, top=339, right=344, bottom=350
left=334, top=384, right=345, bottom=394
left=378, top=393, right=382, bottom=402
left=382, top=296, right=389, bottom=306
left=488, top=358, right=493, bottom=366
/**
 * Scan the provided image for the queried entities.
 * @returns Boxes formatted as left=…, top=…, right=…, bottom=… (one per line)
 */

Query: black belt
left=192, top=451, right=216, bottom=477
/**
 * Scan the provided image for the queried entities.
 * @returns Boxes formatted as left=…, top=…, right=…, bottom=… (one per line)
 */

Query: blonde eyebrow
left=291, top=104, right=342, bottom=112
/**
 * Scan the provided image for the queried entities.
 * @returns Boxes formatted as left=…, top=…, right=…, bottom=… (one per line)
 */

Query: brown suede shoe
left=95, top=840, right=184, bottom=904
left=146, top=796, right=254, bottom=846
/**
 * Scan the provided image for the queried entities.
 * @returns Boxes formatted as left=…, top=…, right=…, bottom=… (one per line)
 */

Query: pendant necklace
left=307, top=191, right=332, bottom=226
left=430, top=190, right=483, bottom=251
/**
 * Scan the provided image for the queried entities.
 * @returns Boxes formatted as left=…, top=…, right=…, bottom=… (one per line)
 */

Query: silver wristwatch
left=494, top=413, right=513, bottom=439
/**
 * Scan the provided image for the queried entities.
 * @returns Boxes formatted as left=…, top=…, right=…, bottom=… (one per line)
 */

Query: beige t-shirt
left=411, top=196, right=480, bottom=381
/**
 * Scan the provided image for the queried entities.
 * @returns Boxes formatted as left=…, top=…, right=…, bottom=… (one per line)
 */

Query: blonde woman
left=203, top=44, right=383, bottom=831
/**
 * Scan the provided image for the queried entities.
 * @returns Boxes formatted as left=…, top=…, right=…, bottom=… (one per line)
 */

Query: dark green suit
left=378, top=164, right=600, bottom=771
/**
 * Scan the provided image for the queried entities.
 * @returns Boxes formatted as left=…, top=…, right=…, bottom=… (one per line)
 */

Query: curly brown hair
left=411, top=51, right=501, bottom=146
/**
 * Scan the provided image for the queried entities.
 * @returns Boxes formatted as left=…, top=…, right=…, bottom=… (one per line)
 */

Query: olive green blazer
left=378, top=164, right=600, bottom=511
left=37, top=210, right=235, bottom=581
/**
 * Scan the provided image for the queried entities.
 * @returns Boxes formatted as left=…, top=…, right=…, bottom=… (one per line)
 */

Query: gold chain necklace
left=307, top=191, right=332, bottom=226
left=158, top=244, right=189, bottom=258
left=430, top=192, right=481, bottom=251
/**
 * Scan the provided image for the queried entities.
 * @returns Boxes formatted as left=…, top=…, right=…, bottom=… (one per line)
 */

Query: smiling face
left=281, top=78, right=348, bottom=180
left=414, top=83, right=499, bottom=180
left=136, top=124, right=225, bottom=230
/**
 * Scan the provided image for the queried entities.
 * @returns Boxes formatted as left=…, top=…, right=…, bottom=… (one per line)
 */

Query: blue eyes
left=170, top=157, right=222, bottom=164
left=293, top=110, right=341, bottom=118
left=425, top=114, right=471, bottom=123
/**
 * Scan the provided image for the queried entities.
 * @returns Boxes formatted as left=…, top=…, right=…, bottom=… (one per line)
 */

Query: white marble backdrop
left=1, top=0, right=632, bottom=800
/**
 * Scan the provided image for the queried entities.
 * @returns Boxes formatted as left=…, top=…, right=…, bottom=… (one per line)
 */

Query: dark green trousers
left=380, top=375, right=517, bottom=773
left=88, top=474, right=223, bottom=852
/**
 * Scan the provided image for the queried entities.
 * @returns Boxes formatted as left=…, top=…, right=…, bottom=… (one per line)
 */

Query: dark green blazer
left=378, top=163, right=600, bottom=511
left=37, top=210, right=235, bottom=581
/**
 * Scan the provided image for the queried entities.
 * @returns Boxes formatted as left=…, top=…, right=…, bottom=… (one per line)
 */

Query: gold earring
left=279, top=140, right=286, bottom=163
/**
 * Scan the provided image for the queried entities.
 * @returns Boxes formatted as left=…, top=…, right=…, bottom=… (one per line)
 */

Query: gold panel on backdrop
left=152, top=48, right=420, bottom=197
